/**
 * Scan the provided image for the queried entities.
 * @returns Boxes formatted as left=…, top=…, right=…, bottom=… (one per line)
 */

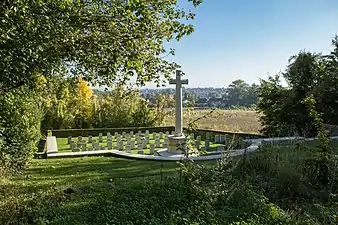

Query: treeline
left=41, top=76, right=171, bottom=131
left=256, top=36, right=338, bottom=137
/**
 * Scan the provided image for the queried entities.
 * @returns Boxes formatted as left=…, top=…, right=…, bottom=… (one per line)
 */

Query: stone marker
left=78, top=136, right=82, bottom=142
left=114, top=132, right=118, bottom=137
left=137, top=143, right=143, bottom=151
left=130, top=131, right=134, bottom=136
left=206, top=132, right=210, bottom=140
left=125, top=144, right=131, bottom=152
left=46, top=136, right=58, bottom=153
left=162, top=142, right=166, bottom=148
left=67, top=136, right=72, bottom=144
left=88, top=135, right=93, bottom=143
left=205, top=140, right=210, bottom=150
left=143, top=140, right=147, bottom=149
left=81, top=142, right=87, bottom=151
left=149, top=144, right=155, bottom=155
left=122, top=131, right=126, bottom=137
left=99, top=133, right=103, bottom=142
left=166, top=131, right=170, bottom=136
left=107, top=141, right=113, bottom=150
left=131, top=141, right=135, bottom=150
left=195, top=140, right=200, bottom=150
left=107, top=132, right=111, bottom=137
left=145, top=130, right=149, bottom=135
left=159, top=132, right=163, bottom=139
left=220, top=135, right=225, bottom=144
left=94, top=142, right=100, bottom=150
left=155, top=139, right=160, bottom=148
left=118, top=141, right=123, bottom=150
left=71, top=142, right=77, bottom=152
left=214, top=135, right=220, bottom=144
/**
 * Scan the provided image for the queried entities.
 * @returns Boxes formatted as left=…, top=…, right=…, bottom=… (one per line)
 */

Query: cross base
left=167, top=135, right=187, bottom=154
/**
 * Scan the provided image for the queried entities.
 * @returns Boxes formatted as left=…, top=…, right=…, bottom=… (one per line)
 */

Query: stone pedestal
left=167, top=135, right=187, bottom=154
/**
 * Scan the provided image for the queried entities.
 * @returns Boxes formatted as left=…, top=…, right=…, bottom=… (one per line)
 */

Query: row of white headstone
left=67, top=131, right=230, bottom=153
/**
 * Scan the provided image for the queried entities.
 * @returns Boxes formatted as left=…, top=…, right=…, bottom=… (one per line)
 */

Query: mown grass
left=163, top=108, right=261, bottom=133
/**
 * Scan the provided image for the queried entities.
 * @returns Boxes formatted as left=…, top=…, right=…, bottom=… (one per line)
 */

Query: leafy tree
left=257, top=44, right=338, bottom=137
left=73, top=77, right=94, bottom=128
left=0, top=0, right=202, bottom=93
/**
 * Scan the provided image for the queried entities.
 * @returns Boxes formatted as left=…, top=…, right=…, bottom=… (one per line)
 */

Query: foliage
left=0, top=0, right=202, bottom=93
left=302, top=95, right=336, bottom=190
left=256, top=42, right=338, bottom=137
left=2, top=154, right=330, bottom=225
left=0, top=87, right=42, bottom=174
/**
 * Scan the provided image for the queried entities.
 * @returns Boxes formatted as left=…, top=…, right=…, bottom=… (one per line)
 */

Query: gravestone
left=125, top=144, right=131, bottom=152
left=166, top=131, right=170, bottom=136
left=159, top=132, right=163, bottom=139
left=81, top=142, right=87, bottom=151
left=122, top=131, right=126, bottom=138
left=143, top=140, right=147, bottom=148
left=67, top=136, right=72, bottom=144
left=145, top=130, right=149, bottom=135
left=78, top=136, right=82, bottom=142
left=114, top=132, right=118, bottom=137
left=99, top=133, right=103, bottom=142
left=155, top=139, right=160, bottom=148
left=205, top=140, right=210, bottom=150
left=220, top=135, right=225, bottom=144
left=107, top=141, right=113, bottom=150
left=88, top=135, right=93, bottom=143
left=206, top=132, right=210, bottom=140
left=162, top=142, right=166, bottom=148
left=131, top=141, right=135, bottom=150
left=46, top=136, right=58, bottom=153
left=214, top=135, right=220, bottom=144
left=130, top=131, right=134, bottom=136
left=71, top=142, right=77, bottom=152
left=195, top=140, right=200, bottom=150
left=149, top=144, right=155, bottom=155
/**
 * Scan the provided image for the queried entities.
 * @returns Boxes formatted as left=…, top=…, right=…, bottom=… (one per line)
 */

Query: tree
left=0, top=0, right=202, bottom=93
left=256, top=47, right=338, bottom=137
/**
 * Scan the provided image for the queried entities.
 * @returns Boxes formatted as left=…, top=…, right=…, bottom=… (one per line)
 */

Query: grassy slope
left=1, top=139, right=337, bottom=224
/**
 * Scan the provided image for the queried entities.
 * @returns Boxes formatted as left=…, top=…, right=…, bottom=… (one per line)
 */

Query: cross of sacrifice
left=169, top=70, right=188, bottom=137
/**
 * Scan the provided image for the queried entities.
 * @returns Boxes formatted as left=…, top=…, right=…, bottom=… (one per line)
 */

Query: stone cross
left=169, top=70, right=188, bottom=137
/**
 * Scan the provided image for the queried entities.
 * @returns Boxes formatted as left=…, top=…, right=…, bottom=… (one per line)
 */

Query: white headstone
left=107, top=141, right=113, bottom=150
left=67, top=136, right=72, bottom=144
left=155, top=139, right=160, bottom=148
left=214, top=135, right=220, bottom=144
left=46, top=136, right=58, bottom=153
left=149, top=144, right=155, bottom=155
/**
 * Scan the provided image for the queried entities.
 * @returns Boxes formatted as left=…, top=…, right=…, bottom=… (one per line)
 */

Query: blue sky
left=147, top=0, right=338, bottom=88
